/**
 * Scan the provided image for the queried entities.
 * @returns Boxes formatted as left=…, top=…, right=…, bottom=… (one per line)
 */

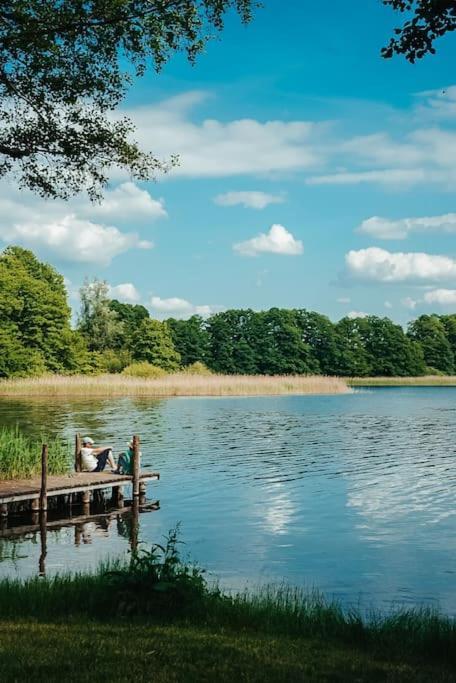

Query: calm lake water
left=0, top=387, right=455, bottom=614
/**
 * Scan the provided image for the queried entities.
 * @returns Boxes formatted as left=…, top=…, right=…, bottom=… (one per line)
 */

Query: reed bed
left=0, top=427, right=70, bottom=479
left=0, top=373, right=350, bottom=397
left=350, top=375, right=456, bottom=386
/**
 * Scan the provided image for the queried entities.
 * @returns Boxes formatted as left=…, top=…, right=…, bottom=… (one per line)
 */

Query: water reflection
left=0, top=389, right=455, bottom=613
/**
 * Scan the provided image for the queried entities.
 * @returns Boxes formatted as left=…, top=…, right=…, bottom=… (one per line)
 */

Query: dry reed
left=0, top=373, right=350, bottom=397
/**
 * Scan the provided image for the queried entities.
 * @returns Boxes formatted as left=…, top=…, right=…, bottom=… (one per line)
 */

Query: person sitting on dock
left=114, top=439, right=140, bottom=475
left=80, top=437, right=117, bottom=473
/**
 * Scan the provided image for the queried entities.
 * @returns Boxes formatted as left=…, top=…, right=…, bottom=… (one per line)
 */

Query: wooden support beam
left=75, top=433, right=82, bottom=473
left=112, top=486, right=124, bottom=509
left=39, top=444, right=48, bottom=511
left=82, top=490, right=90, bottom=515
left=0, top=504, right=7, bottom=517
left=132, top=435, right=140, bottom=497
left=31, top=498, right=39, bottom=512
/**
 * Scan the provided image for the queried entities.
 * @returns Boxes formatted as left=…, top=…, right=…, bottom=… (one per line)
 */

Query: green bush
left=424, top=366, right=446, bottom=376
left=122, top=362, right=167, bottom=379
left=98, top=349, right=131, bottom=374
left=183, top=361, right=213, bottom=376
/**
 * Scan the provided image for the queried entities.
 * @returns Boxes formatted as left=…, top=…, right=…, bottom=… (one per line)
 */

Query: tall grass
left=0, top=544, right=455, bottom=668
left=0, top=373, right=350, bottom=397
left=0, top=427, right=70, bottom=479
left=350, top=376, right=456, bottom=386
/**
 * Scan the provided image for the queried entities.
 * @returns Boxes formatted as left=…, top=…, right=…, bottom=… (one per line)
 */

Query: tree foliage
left=0, top=0, right=256, bottom=198
left=382, top=0, right=456, bottom=61
left=78, top=279, right=124, bottom=352
left=130, top=318, right=181, bottom=371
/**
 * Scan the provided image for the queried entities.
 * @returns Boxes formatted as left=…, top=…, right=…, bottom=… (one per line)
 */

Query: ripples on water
left=0, top=387, right=455, bottom=614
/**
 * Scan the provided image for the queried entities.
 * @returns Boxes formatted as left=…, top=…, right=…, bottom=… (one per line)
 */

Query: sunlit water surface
left=0, top=388, right=455, bottom=614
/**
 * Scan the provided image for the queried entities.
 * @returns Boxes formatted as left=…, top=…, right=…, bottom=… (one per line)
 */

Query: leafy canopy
left=382, top=1, right=456, bottom=61
left=0, top=1, right=256, bottom=198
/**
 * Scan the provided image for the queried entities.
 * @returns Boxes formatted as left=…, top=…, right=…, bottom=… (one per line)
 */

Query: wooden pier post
left=131, top=496, right=139, bottom=553
left=132, top=435, right=140, bottom=497
left=39, top=444, right=48, bottom=512
left=75, top=433, right=82, bottom=472
left=82, top=490, right=90, bottom=515
left=39, top=512, right=47, bottom=576
left=0, top=504, right=7, bottom=517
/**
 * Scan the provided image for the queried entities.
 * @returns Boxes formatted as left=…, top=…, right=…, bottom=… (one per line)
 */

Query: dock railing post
left=132, top=435, right=140, bottom=497
left=40, top=444, right=48, bottom=511
left=75, top=433, right=82, bottom=472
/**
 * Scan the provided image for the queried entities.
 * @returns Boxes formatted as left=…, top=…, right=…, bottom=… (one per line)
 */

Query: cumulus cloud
left=345, top=247, right=456, bottom=283
left=125, top=92, right=325, bottom=178
left=348, top=310, right=369, bottom=319
left=150, top=296, right=222, bottom=319
left=358, top=213, right=456, bottom=240
left=0, top=214, right=152, bottom=265
left=384, top=301, right=393, bottom=309
left=109, top=283, right=141, bottom=303
left=87, top=182, right=167, bottom=221
left=337, top=296, right=351, bottom=304
left=0, top=181, right=158, bottom=264
left=233, top=224, right=303, bottom=257
left=214, top=191, right=285, bottom=210
left=423, top=289, right=456, bottom=305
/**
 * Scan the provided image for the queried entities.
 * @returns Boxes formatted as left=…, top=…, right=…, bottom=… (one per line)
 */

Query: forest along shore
left=0, top=374, right=350, bottom=397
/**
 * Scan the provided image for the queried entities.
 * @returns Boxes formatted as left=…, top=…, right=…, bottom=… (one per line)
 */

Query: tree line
left=1, top=246, right=455, bottom=378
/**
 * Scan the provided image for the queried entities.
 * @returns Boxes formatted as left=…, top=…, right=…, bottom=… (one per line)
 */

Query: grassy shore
left=350, top=375, right=456, bottom=386
left=0, top=373, right=350, bottom=397
left=0, top=562, right=454, bottom=681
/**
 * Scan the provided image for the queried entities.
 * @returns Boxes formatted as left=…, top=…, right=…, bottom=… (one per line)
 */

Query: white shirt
left=81, top=447, right=98, bottom=472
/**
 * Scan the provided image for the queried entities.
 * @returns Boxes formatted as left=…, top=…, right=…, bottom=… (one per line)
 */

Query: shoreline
left=0, top=373, right=455, bottom=397
left=0, top=373, right=350, bottom=397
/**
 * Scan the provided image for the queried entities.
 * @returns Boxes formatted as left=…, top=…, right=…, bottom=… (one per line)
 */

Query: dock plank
left=0, top=471, right=159, bottom=504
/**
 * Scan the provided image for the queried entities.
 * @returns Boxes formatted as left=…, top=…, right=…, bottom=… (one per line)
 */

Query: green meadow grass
left=0, top=552, right=455, bottom=680
left=0, top=427, right=70, bottom=479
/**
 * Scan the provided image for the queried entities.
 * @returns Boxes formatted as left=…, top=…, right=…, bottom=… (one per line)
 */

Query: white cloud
left=109, top=283, right=141, bottom=303
left=214, top=191, right=285, bottom=210
left=423, top=289, right=456, bottom=306
left=0, top=214, right=152, bottom=265
left=348, top=310, right=369, bottom=319
left=0, top=181, right=158, bottom=264
left=345, top=247, right=456, bottom=283
left=384, top=300, right=393, bottom=309
left=150, top=296, right=222, bottom=319
left=125, top=92, right=325, bottom=179
left=87, top=182, right=167, bottom=221
left=233, top=224, right=303, bottom=257
left=401, top=297, right=419, bottom=310
left=337, top=296, right=351, bottom=304
left=306, top=168, right=429, bottom=186
left=357, top=213, right=456, bottom=240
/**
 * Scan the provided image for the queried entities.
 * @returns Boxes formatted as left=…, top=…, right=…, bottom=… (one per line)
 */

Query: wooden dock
left=0, top=433, right=159, bottom=517
left=0, top=471, right=159, bottom=505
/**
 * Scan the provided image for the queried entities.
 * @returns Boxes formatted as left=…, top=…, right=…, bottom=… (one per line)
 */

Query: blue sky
left=3, top=0, right=456, bottom=325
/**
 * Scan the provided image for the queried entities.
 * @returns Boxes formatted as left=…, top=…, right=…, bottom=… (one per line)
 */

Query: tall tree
left=167, top=315, right=210, bottom=367
left=408, top=314, right=454, bottom=373
left=0, top=246, right=76, bottom=374
left=109, top=300, right=149, bottom=347
left=130, top=318, right=181, bottom=370
left=0, top=1, right=256, bottom=198
left=78, top=279, right=124, bottom=352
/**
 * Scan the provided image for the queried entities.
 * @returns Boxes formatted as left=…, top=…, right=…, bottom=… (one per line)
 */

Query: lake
left=0, top=387, right=455, bottom=615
